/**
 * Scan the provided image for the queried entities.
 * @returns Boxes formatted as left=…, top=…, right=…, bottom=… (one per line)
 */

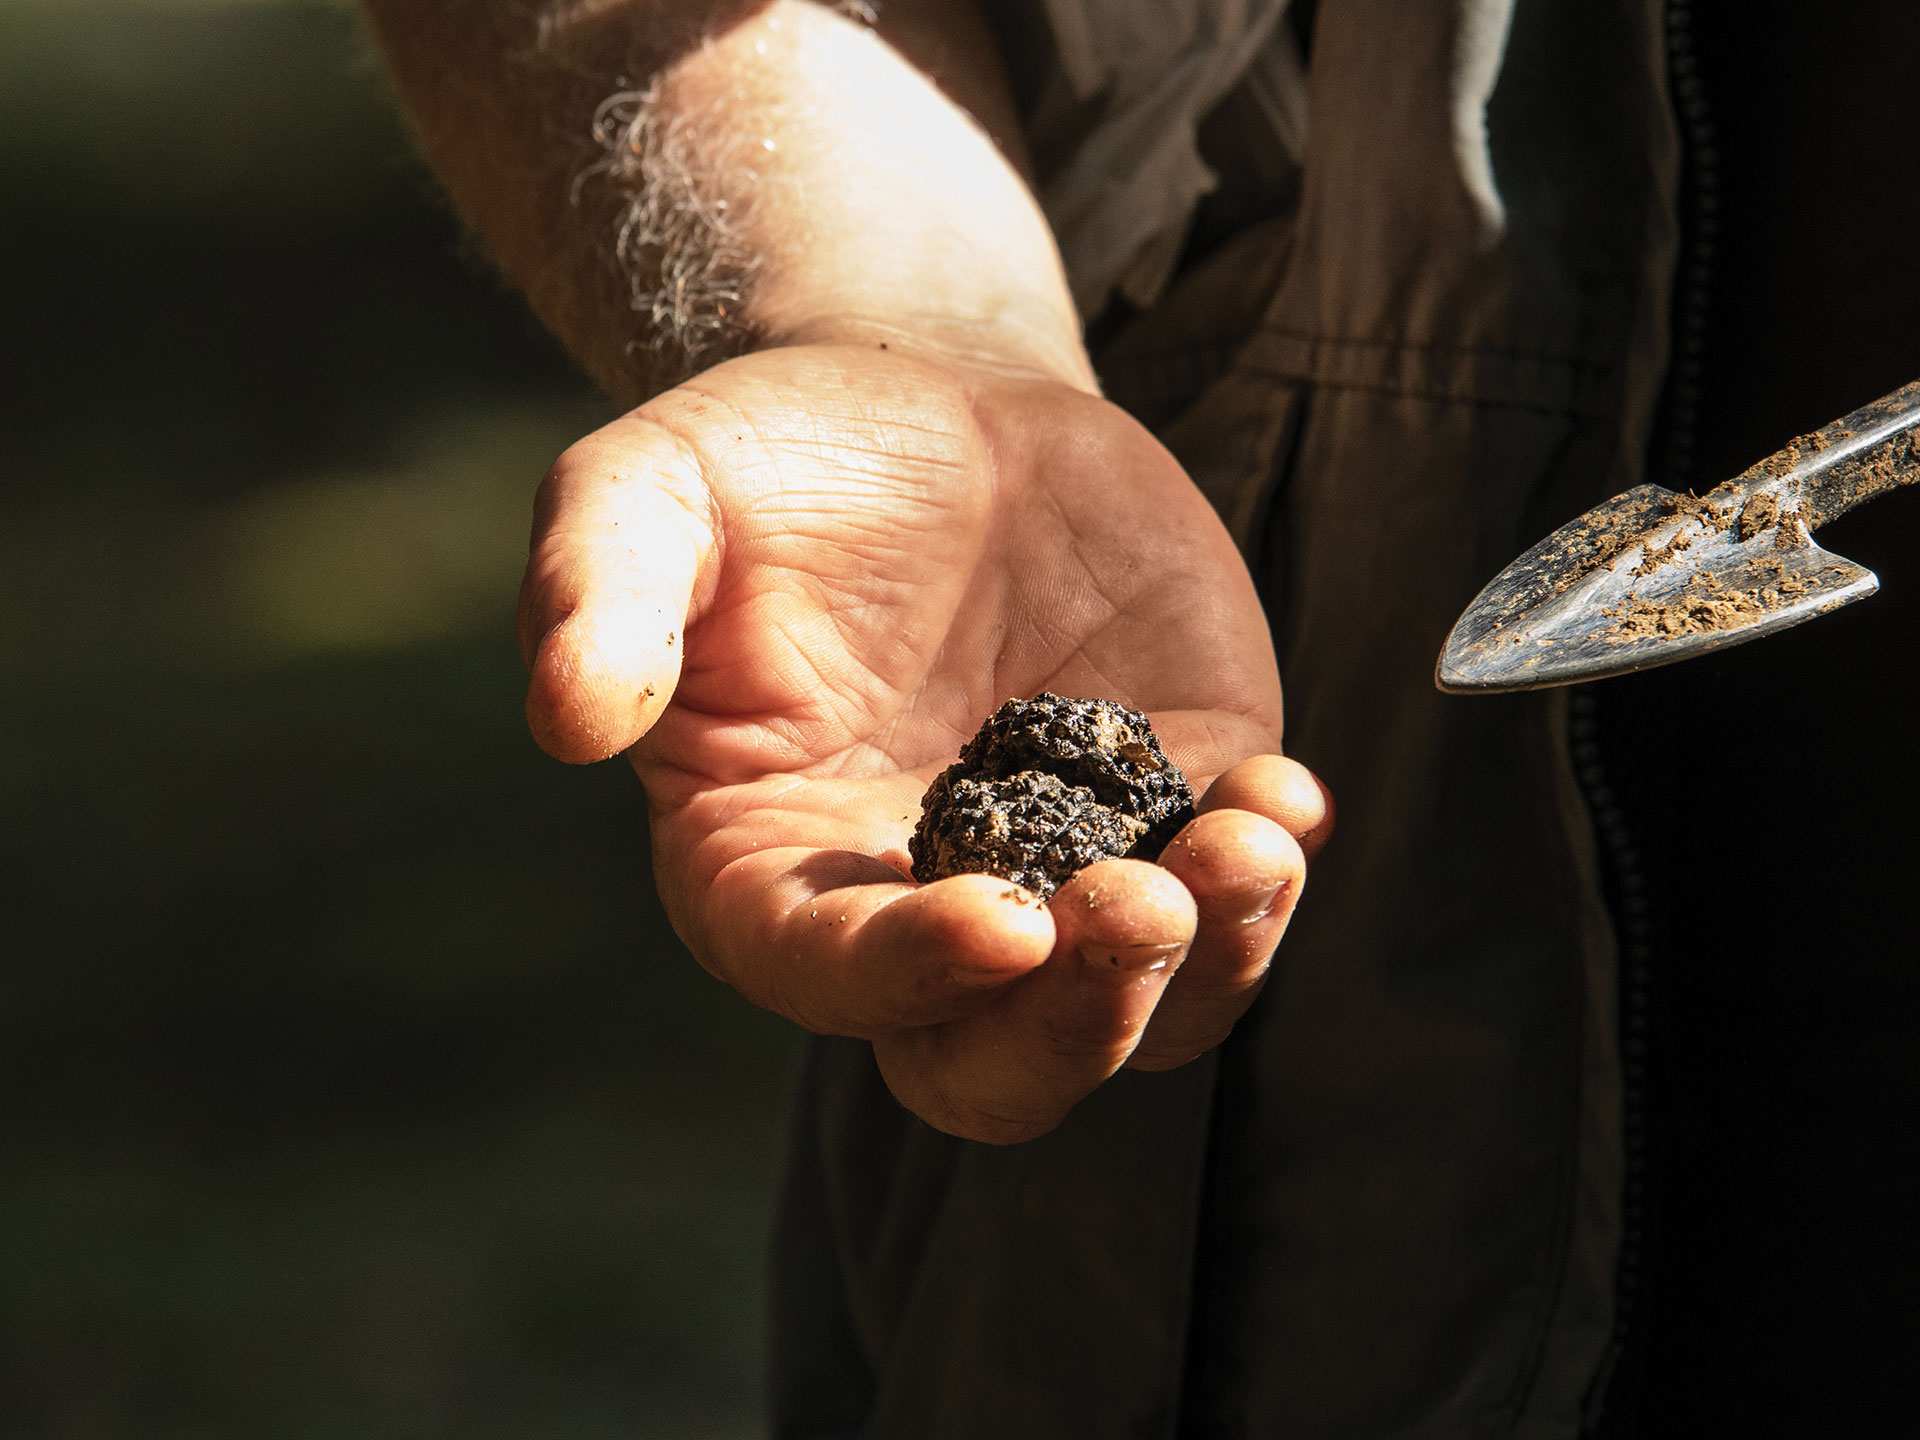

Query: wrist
left=666, top=3, right=1096, bottom=394
left=768, top=307, right=1095, bottom=396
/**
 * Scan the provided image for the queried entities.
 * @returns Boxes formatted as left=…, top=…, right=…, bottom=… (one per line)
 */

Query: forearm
left=359, top=0, right=1093, bottom=401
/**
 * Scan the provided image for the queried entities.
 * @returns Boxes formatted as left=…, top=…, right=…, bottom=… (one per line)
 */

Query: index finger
left=873, top=858, right=1197, bottom=1144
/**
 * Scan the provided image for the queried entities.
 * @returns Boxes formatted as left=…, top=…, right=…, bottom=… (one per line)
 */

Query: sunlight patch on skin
left=764, top=432, right=970, bottom=479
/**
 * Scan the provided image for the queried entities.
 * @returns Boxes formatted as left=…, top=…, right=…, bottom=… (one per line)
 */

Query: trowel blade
left=1436, top=483, right=1878, bottom=693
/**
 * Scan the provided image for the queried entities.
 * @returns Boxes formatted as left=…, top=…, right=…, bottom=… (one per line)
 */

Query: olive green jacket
left=772, top=3, right=1678, bottom=1433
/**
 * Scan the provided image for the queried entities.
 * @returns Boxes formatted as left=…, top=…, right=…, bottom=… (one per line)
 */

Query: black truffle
left=910, top=693, right=1195, bottom=897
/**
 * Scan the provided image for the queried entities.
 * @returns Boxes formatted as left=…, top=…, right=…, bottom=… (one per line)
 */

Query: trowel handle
left=1791, top=377, right=1920, bottom=532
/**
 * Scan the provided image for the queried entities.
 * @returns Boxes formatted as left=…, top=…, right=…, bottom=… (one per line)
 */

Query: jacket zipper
left=1571, top=687, right=1654, bottom=1435
left=1657, top=0, right=1720, bottom=497
left=1579, top=0, right=1719, bottom=1430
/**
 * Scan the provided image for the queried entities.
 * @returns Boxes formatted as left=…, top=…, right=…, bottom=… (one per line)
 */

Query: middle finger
left=1126, top=805, right=1306, bottom=1071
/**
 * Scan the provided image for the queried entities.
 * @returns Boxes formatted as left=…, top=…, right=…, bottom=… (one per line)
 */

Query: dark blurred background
left=3, top=2, right=798, bottom=1433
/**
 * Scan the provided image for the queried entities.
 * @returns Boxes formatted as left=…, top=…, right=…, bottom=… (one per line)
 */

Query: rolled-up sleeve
left=1024, top=0, right=1297, bottom=315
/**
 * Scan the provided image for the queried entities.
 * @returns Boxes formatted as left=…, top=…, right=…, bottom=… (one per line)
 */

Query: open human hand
left=519, top=343, right=1330, bottom=1143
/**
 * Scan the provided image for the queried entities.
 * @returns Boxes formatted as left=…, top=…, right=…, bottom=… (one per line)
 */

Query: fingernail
left=1081, top=940, right=1187, bottom=974
left=1201, top=882, right=1287, bottom=926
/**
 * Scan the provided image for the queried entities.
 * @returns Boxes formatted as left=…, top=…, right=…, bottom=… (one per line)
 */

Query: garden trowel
left=1437, top=378, right=1920, bottom=693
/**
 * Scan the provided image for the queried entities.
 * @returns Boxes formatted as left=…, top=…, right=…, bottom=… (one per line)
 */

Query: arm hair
left=360, top=0, right=1057, bottom=403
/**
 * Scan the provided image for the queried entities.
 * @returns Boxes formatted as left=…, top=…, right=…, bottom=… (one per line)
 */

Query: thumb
left=518, top=417, right=720, bottom=763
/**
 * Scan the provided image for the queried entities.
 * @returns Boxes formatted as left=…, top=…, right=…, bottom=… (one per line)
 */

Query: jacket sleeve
left=1010, top=0, right=1304, bottom=317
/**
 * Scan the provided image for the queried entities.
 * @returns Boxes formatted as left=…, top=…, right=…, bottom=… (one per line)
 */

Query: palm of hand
left=522, top=345, right=1321, bottom=1142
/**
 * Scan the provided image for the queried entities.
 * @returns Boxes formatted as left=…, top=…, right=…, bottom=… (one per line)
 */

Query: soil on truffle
left=910, top=693, right=1196, bottom=897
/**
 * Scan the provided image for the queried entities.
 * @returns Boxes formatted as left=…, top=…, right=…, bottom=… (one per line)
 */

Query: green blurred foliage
left=2, top=3, right=799, bottom=1435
